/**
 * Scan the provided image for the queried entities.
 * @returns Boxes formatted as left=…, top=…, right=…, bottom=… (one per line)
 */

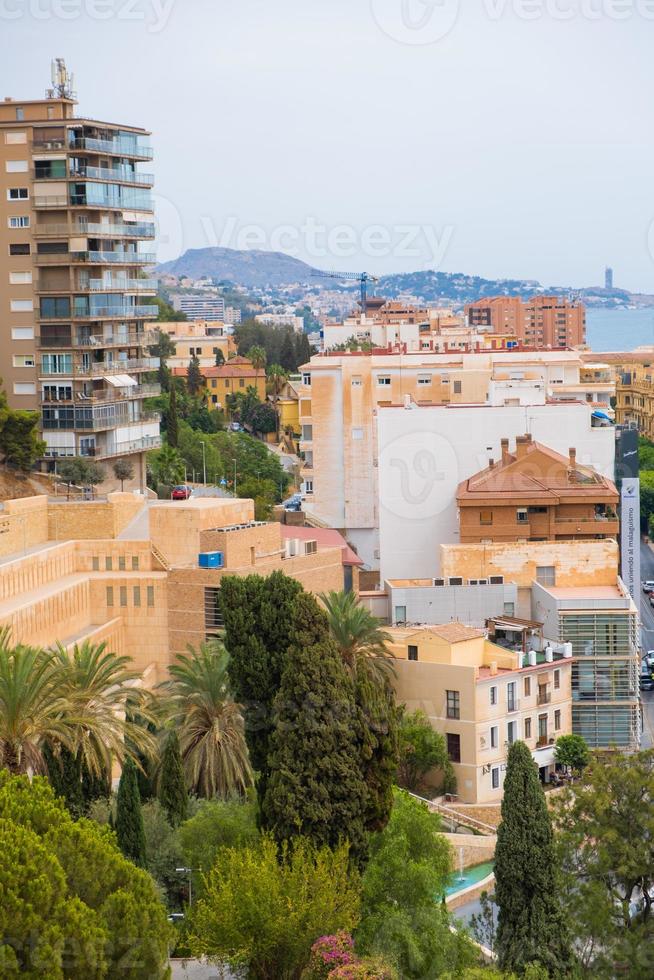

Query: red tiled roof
left=279, top=525, right=363, bottom=566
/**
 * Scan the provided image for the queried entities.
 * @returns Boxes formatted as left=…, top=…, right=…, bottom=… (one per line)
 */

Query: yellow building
left=201, top=356, right=267, bottom=409
left=388, top=622, right=573, bottom=803
left=275, top=377, right=300, bottom=441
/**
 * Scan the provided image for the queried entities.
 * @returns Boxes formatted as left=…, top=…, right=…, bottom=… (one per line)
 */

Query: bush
left=303, top=932, right=357, bottom=979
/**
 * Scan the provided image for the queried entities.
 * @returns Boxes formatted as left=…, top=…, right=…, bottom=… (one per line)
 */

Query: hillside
left=157, top=247, right=321, bottom=287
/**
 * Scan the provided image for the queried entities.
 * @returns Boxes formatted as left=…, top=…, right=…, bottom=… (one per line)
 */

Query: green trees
left=247, top=343, right=267, bottom=386
left=167, top=379, right=179, bottom=446
left=164, top=640, right=253, bottom=798
left=397, top=708, right=453, bottom=794
left=158, top=730, right=188, bottom=827
left=188, top=836, right=360, bottom=980
left=57, top=457, right=106, bottom=497
left=262, top=593, right=368, bottom=865
left=221, top=571, right=303, bottom=805
left=179, top=796, right=259, bottom=876
left=0, top=408, right=45, bottom=470
left=320, top=590, right=394, bottom=683
left=0, top=772, right=171, bottom=978
left=115, top=757, right=147, bottom=867
left=555, top=749, right=654, bottom=977
left=267, top=362, right=289, bottom=439
left=356, top=789, right=475, bottom=978
left=148, top=324, right=177, bottom=390
left=495, top=741, right=573, bottom=977
left=147, top=442, right=185, bottom=488
left=112, top=457, right=134, bottom=491
left=235, top=319, right=311, bottom=373
left=554, top=733, right=590, bottom=776
left=187, top=353, right=205, bottom=396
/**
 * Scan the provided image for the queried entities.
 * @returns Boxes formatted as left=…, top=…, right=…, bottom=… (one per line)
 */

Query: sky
left=4, top=0, right=654, bottom=291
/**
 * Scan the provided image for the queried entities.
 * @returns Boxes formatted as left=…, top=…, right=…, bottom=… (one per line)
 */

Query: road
left=639, top=541, right=654, bottom=748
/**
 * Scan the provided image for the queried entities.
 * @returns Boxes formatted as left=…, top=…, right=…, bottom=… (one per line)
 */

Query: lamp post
left=175, top=867, right=194, bottom=907
left=233, top=458, right=237, bottom=495
left=201, top=441, right=207, bottom=486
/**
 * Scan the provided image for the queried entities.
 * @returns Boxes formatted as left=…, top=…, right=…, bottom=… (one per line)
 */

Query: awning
left=532, top=745, right=556, bottom=768
left=592, top=411, right=611, bottom=420
left=103, top=374, right=138, bottom=387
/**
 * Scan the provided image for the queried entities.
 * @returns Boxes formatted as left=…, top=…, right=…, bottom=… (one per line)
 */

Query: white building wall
left=377, top=402, right=616, bottom=582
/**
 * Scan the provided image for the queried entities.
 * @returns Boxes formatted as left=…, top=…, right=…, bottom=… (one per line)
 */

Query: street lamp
left=175, top=867, right=194, bottom=907
left=233, top=458, right=237, bottom=495
left=201, top=441, right=207, bottom=486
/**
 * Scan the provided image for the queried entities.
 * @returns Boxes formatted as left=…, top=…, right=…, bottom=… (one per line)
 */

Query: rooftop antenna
left=47, top=58, right=76, bottom=100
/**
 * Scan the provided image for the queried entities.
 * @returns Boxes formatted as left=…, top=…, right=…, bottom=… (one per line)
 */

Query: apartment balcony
left=33, top=222, right=156, bottom=239
left=69, top=137, right=153, bottom=160
left=39, top=331, right=148, bottom=349
left=33, top=196, right=69, bottom=209
left=537, top=690, right=552, bottom=706
left=92, top=434, right=162, bottom=460
left=70, top=251, right=156, bottom=265
left=69, top=166, right=154, bottom=186
left=69, top=193, right=154, bottom=213
left=43, top=411, right=160, bottom=433
left=39, top=305, right=158, bottom=321
left=68, top=383, right=161, bottom=404
left=552, top=515, right=619, bottom=536
left=73, top=357, right=159, bottom=378
left=86, top=279, right=158, bottom=292
left=507, top=699, right=520, bottom=713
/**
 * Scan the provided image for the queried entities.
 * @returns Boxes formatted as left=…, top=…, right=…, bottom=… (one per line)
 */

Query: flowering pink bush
left=303, top=932, right=357, bottom=979
left=327, top=959, right=397, bottom=980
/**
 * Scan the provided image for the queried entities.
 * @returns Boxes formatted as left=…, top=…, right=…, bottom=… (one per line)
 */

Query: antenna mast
left=47, top=59, right=76, bottom=100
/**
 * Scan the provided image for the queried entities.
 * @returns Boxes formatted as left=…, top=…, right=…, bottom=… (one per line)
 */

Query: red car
left=171, top=485, right=193, bottom=500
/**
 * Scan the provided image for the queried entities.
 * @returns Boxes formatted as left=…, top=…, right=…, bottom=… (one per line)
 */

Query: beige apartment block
left=0, top=493, right=356, bottom=676
left=152, top=320, right=236, bottom=371
left=0, top=66, right=160, bottom=488
left=388, top=623, right=572, bottom=803
left=298, top=347, right=615, bottom=568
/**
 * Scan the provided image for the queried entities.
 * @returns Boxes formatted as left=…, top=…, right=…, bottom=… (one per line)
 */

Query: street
left=639, top=542, right=654, bottom=749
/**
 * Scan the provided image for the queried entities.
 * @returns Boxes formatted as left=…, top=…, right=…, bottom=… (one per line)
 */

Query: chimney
left=501, top=437, right=510, bottom=463
left=515, top=433, right=531, bottom=459
left=569, top=447, right=577, bottom=482
left=488, top=457, right=494, bottom=468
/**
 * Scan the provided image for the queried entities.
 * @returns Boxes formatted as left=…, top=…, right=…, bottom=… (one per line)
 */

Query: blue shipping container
left=198, top=552, right=224, bottom=569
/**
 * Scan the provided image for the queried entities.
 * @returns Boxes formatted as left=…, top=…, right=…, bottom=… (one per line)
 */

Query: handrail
left=406, top=792, right=497, bottom=835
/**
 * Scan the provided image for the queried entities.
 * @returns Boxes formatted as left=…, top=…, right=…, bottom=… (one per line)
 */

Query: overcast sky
left=4, top=0, right=654, bottom=290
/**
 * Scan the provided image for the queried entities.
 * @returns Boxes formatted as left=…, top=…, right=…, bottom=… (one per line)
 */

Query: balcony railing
left=70, top=166, right=154, bottom=185
left=75, top=357, right=159, bottom=377
left=69, top=137, right=153, bottom=159
left=71, top=305, right=158, bottom=320
left=33, top=196, right=69, bottom=208
left=62, top=383, right=161, bottom=405
left=74, top=332, right=147, bottom=347
left=537, top=690, right=552, bottom=706
left=86, top=279, right=158, bottom=292
left=507, top=698, right=520, bottom=713
left=34, top=222, right=156, bottom=239
left=70, top=251, right=156, bottom=264
left=43, top=411, right=161, bottom=432
left=99, top=434, right=162, bottom=458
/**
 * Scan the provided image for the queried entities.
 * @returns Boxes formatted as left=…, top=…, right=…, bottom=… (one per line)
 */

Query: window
left=524, top=676, right=531, bottom=697
left=446, top=733, right=461, bottom=763
left=133, top=586, right=141, bottom=607
left=239, top=378, right=245, bottom=388
left=34, top=159, right=67, bottom=179
left=453, top=380, right=462, bottom=394
left=10, top=300, right=33, bottom=313
left=106, top=587, right=114, bottom=607
left=131, top=556, right=139, bottom=570
left=446, top=690, right=460, bottom=719
left=395, top=605, right=406, bottom=624
left=304, top=479, right=314, bottom=494
left=41, top=354, right=72, bottom=375
left=351, top=375, right=362, bottom=387
left=408, top=644, right=418, bottom=661
left=479, top=509, right=493, bottom=525
left=516, top=508, right=528, bottom=523
left=118, top=555, right=126, bottom=571
left=507, top=720, right=517, bottom=745
left=491, top=767, right=500, bottom=789
left=417, top=374, right=431, bottom=385
left=37, top=241, right=67, bottom=254
left=147, top=586, right=155, bottom=607
left=536, top=565, right=556, bottom=586
left=490, top=686, right=497, bottom=706
left=91, top=556, right=99, bottom=571
left=40, top=297, right=70, bottom=318
left=105, top=556, right=112, bottom=571
left=554, top=669, right=560, bottom=690
left=120, top=587, right=127, bottom=607
left=205, top=586, right=223, bottom=632
left=524, top=717, right=532, bottom=739
left=302, top=372, right=311, bottom=385
left=12, top=328, right=34, bottom=340
left=352, top=427, right=364, bottom=440
left=507, top=681, right=517, bottom=712
left=9, top=243, right=30, bottom=255
left=555, top=710, right=561, bottom=731
left=15, top=107, right=24, bottom=121
left=6, top=160, right=28, bottom=173
left=490, top=725, right=498, bottom=748
left=377, top=375, right=391, bottom=386
left=538, top=714, right=548, bottom=742
left=8, top=216, right=29, bottom=228
left=12, top=355, right=34, bottom=368
left=9, top=271, right=31, bottom=284
left=301, top=424, right=313, bottom=441
left=7, top=187, right=28, bottom=200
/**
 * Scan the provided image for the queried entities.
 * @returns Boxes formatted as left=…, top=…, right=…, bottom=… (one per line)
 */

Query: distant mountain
left=375, top=270, right=540, bottom=303
left=157, top=247, right=321, bottom=288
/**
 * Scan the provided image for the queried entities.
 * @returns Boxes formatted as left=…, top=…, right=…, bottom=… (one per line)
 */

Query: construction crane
left=312, top=270, right=379, bottom=311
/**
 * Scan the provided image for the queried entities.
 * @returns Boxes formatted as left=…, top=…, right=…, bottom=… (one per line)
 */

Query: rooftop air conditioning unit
left=433, top=578, right=445, bottom=587
left=448, top=577, right=463, bottom=586
left=489, top=575, right=504, bottom=585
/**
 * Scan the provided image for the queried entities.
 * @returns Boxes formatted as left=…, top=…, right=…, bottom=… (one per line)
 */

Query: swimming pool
left=445, top=860, right=495, bottom=897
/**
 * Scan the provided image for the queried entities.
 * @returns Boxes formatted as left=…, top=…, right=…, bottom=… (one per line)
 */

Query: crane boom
left=312, top=269, right=379, bottom=310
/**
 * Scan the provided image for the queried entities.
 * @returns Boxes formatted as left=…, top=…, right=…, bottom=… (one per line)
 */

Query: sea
left=586, top=309, right=654, bottom=353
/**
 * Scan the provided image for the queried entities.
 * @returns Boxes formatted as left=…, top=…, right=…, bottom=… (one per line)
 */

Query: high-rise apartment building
left=466, top=295, right=586, bottom=348
left=0, top=63, right=160, bottom=487
left=605, top=266, right=614, bottom=290
left=171, top=295, right=226, bottom=321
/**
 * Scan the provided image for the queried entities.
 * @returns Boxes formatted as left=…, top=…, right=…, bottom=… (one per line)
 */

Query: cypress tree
left=262, top=593, right=368, bottom=866
left=43, top=742, right=84, bottom=818
left=495, top=741, right=574, bottom=977
left=158, top=730, right=188, bottom=827
left=116, top=758, right=147, bottom=867
left=187, top=354, right=204, bottom=396
left=355, top=673, right=399, bottom=833
left=167, top=383, right=179, bottom=448
left=221, top=571, right=303, bottom=808
left=80, top=757, right=111, bottom=810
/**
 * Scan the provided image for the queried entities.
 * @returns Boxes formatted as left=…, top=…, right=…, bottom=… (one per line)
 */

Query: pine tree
left=262, top=593, right=368, bottom=866
left=158, top=730, right=188, bottom=827
left=115, top=757, right=147, bottom=867
left=187, top=354, right=204, bottom=396
left=167, top=383, right=179, bottom=448
left=221, top=571, right=303, bottom=808
left=495, top=740, right=574, bottom=977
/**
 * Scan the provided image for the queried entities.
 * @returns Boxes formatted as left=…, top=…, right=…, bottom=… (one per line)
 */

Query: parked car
left=171, top=485, right=193, bottom=500
left=283, top=492, right=303, bottom=511
left=649, top=593, right=654, bottom=608
left=229, top=421, right=242, bottom=432
left=643, top=581, right=654, bottom=594
left=641, top=668, right=654, bottom=692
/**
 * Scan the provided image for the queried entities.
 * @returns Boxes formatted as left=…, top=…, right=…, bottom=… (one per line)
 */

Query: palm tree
left=266, top=363, right=289, bottom=441
left=248, top=345, right=267, bottom=399
left=161, top=640, right=253, bottom=798
left=319, top=590, right=395, bottom=684
left=0, top=631, right=77, bottom=774
left=51, top=640, right=157, bottom=778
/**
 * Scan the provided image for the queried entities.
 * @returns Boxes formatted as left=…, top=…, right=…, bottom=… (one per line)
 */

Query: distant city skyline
left=4, top=1, right=653, bottom=291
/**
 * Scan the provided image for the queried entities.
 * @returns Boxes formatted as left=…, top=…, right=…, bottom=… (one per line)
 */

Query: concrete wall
left=441, top=539, right=619, bottom=588
left=378, top=401, right=615, bottom=581
left=149, top=498, right=255, bottom=566
left=387, top=581, right=518, bottom=627
left=0, top=496, right=49, bottom=557
left=48, top=493, right=146, bottom=542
